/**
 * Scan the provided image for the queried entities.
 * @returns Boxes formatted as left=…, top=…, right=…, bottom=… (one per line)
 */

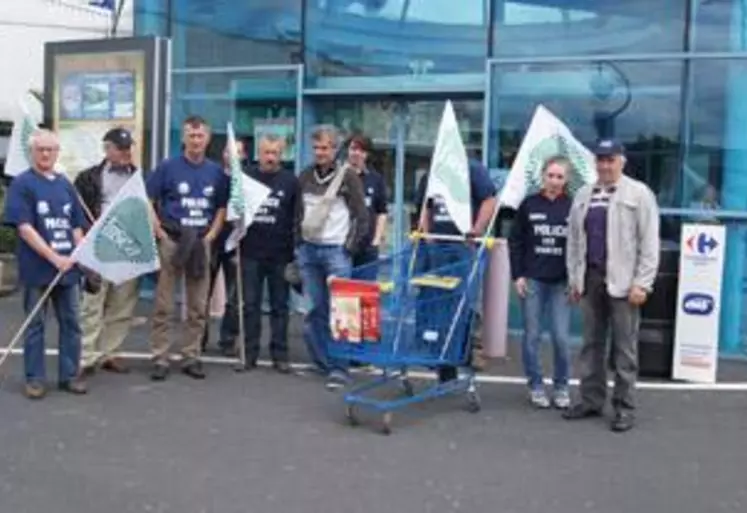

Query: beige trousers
left=151, top=237, right=211, bottom=364
left=80, top=279, right=140, bottom=368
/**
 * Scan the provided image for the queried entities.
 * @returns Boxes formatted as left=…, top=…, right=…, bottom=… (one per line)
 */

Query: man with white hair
left=564, top=139, right=660, bottom=433
left=74, top=128, right=139, bottom=376
left=3, top=129, right=87, bottom=399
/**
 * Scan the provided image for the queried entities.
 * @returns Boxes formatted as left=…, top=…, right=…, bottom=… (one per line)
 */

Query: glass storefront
left=133, top=0, right=747, bottom=355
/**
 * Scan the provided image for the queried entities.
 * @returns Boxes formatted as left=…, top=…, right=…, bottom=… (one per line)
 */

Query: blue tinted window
left=691, top=0, right=747, bottom=52
left=493, top=0, right=688, bottom=56
left=305, top=0, right=489, bottom=90
left=134, top=0, right=168, bottom=37
left=171, top=0, right=302, bottom=68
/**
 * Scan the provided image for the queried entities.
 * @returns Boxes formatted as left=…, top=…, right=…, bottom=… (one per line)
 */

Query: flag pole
left=232, top=244, right=247, bottom=372
left=0, top=271, right=64, bottom=373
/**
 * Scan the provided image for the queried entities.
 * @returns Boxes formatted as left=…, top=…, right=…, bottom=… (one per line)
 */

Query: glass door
left=170, top=65, right=303, bottom=171
left=307, top=96, right=484, bottom=254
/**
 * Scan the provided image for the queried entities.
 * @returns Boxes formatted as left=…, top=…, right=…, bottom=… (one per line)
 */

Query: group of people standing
left=3, top=117, right=660, bottom=435
left=2, top=116, right=393, bottom=396
left=509, top=140, right=660, bottom=432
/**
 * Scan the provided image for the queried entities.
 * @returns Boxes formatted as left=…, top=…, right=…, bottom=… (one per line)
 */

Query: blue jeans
left=297, top=243, right=352, bottom=375
left=241, top=258, right=290, bottom=363
left=23, top=284, right=82, bottom=384
left=520, top=279, right=571, bottom=389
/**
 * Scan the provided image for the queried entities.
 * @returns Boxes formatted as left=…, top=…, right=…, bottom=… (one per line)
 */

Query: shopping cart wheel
left=345, top=405, right=359, bottom=427
left=466, top=391, right=482, bottom=413
left=381, top=412, right=393, bottom=435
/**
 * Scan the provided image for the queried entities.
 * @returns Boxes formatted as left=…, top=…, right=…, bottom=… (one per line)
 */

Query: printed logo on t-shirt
left=432, top=195, right=451, bottom=223
left=365, top=187, right=374, bottom=208
left=63, top=203, right=72, bottom=216
left=253, top=190, right=283, bottom=225
left=178, top=182, right=190, bottom=195
left=530, top=209, right=568, bottom=257
left=37, top=201, right=50, bottom=215
left=203, top=185, right=214, bottom=197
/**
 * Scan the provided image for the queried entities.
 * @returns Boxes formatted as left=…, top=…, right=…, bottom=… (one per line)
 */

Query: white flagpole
left=0, top=271, right=64, bottom=373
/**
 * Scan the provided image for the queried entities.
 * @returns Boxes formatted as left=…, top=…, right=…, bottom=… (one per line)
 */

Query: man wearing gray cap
left=74, top=127, right=140, bottom=377
left=564, top=139, right=660, bottom=432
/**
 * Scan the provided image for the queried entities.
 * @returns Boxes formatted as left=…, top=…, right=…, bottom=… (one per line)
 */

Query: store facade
left=134, top=0, right=747, bottom=355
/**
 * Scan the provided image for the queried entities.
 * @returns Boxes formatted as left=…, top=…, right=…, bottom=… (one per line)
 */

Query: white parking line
left=1, top=347, right=746, bottom=391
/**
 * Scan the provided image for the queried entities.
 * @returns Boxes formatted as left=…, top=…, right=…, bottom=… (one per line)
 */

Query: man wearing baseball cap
left=74, top=127, right=139, bottom=378
left=564, top=139, right=660, bottom=432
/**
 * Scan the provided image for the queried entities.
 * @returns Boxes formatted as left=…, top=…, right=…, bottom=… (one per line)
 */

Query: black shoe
left=219, top=345, right=237, bottom=358
left=562, top=403, right=603, bottom=420
left=150, top=363, right=170, bottom=381
left=182, top=361, right=206, bottom=380
left=273, top=361, right=291, bottom=374
left=610, top=410, right=635, bottom=433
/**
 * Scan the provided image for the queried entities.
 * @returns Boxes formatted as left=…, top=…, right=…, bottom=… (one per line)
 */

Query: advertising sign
left=672, top=224, right=726, bottom=383
left=45, top=37, right=170, bottom=179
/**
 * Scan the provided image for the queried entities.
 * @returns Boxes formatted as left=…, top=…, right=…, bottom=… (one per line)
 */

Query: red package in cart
left=329, top=278, right=381, bottom=343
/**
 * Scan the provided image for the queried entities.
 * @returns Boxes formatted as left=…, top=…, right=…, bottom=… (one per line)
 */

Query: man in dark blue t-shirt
left=3, top=129, right=87, bottom=399
left=239, top=134, right=300, bottom=373
left=415, top=159, right=497, bottom=383
left=146, top=116, right=229, bottom=381
left=346, top=133, right=388, bottom=280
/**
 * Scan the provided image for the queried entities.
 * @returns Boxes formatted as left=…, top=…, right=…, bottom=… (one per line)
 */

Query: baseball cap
left=593, top=139, right=625, bottom=157
left=102, top=128, right=134, bottom=150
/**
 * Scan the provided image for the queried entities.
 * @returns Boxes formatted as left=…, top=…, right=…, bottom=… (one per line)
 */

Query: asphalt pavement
left=0, top=291, right=746, bottom=513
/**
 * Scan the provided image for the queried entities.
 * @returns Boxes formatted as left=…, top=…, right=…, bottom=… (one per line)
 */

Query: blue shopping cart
left=328, top=232, right=492, bottom=434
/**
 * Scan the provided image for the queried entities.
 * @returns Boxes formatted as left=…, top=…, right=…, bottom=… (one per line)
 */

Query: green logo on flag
left=525, top=134, right=593, bottom=196
left=93, top=197, right=156, bottom=264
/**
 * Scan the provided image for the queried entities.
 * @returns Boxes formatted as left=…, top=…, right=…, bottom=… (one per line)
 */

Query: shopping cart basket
left=327, top=233, right=492, bottom=434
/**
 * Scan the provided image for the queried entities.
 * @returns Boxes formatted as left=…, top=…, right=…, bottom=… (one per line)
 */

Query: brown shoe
left=80, top=365, right=97, bottom=377
left=59, top=378, right=88, bottom=395
left=101, top=358, right=130, bottom=374
left=25, top=382, right=46, bottom=400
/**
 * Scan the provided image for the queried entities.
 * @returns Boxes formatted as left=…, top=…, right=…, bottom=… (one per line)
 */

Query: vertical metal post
left=393, top=102, right=407, bottom=255
left=295, top=64, right=305, bottom=175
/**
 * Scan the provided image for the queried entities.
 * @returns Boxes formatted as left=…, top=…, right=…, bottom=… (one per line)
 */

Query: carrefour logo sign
left=686, top=232, right=718, bottom=256
left=682, top=293, right=715, bottom=316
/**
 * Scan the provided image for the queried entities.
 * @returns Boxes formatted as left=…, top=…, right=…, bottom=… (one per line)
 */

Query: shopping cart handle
left=409, top=231, right=498, bottom=249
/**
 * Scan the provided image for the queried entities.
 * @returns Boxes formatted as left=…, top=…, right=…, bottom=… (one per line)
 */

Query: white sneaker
left=552, top=389, right=571, bottom=410
left=529, top=388, right=550, bottom=409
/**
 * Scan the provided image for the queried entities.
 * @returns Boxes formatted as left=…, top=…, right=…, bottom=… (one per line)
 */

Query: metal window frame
left=485, top=51, right=747, bottom=220
left=170, top=64, right=305, bottom=174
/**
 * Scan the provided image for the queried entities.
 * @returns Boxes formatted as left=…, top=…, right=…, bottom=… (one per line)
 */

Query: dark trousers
left=202, top=249, right=239, bottom=350
left=579, top=268, right=640, bottom=411
left=242, top=258, right=290, bottom=363
left=418, top=243, right=476, bottom=382
left=352, top=245, right=379, bottom=281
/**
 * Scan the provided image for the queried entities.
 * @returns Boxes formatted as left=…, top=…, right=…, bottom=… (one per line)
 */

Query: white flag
left=6, top=95, right=42, bottom=177
left=6, top=94, right=66, bottom=177
left=224, top=122, right=272, bottom=252
left=499, top=105, right=597, bottom=209
left=424, top=100, right=472, bottom=234
left=72, top=170, right=160, bottom=285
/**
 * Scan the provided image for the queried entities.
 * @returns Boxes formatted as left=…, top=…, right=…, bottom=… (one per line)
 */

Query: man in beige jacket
left=563, top=139, right=660, bottom=433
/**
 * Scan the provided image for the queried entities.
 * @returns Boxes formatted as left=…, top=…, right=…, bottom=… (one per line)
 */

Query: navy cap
left=102, top=127, right=134, bottom=149
left=593, top=139, right=625, bottom=157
